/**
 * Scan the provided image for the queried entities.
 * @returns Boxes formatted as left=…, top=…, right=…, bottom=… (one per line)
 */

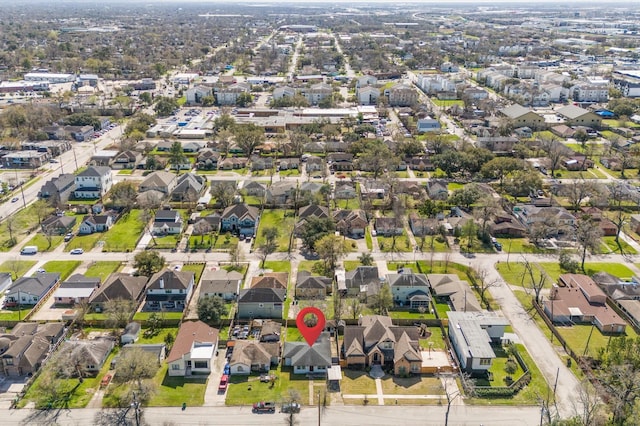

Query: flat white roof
left=191, top=343, right=215, bottom=360
left=54, top=287, right=95, bottom=298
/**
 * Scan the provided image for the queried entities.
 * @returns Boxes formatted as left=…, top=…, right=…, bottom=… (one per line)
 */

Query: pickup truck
left=252, top=401, right=276, bottom=413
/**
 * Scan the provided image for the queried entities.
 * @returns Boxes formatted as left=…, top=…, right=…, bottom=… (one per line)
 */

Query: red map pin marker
left=296, top=306, right=325, bottom=347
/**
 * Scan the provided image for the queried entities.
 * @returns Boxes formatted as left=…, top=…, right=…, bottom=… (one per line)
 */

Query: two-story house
left=144, top=269, right=195, bottom=312
left=74, top=166, right=112, bottom=199
left=38, top=174, right=76, bottom=205
left=387, top=268, right=431, bottom=309
left=220, top=204, right=259, bottom=237
left=152, top=210, right=183, bottom=235
left=111, top=151, right=142, bottom=170
left=237, top=288, right=285, bottom=319
left=139, top=170, right=178, bottom=195
left=1, top=322, right=65, bottom=377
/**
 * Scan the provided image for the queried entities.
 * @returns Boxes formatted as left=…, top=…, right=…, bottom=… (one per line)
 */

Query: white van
left=20, top=246, right=38, bottom=255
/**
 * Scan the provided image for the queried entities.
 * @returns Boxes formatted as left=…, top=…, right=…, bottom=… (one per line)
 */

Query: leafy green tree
left=133, top=250, right=165, bottom=276
left=299, top=216, right=335, bottom=250
left=214, top=114, right=236, bottom=132
left=480, top=157, right=524, bottom=187
left=153, top=96, right=178, bottom=117
left=110, top=181, right=138, bottom=211
left=168, top=141, right=187, bottom=173
left=234, top=123, right=264, bottom=157
left=315, top=234, right=346, bottom=274
left=236, top=92, right=252, bottom=107
left=358, top=139, right=399, bottom=179
left=449, top=185, right=481, bottom=210
left=197, top=296, right=228, bottom=325
left=139, top=92, right=152, bottom=105
left=358, top=252, right=374, bottom=266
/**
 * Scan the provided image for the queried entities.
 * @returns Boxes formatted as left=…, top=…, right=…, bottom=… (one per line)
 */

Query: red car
left=218, top=374, right=229, bottom=392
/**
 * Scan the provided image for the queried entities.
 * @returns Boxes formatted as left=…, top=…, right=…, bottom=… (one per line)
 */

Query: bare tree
left=474, top=266, right=500, bottom=309
left=5, top=216, right=18, bottom=247
left=539, top=135, right=566, bottom=178
left=105, top=299, right=136, bottom=329
left=575, top=215, right=603, bottom=271
left=228, top=243, right=243, bottom=268
left=211, top=182, right=236, bottom=208
left=439, top=373, right=475, bottom=426
left=560, top=178, right=600, bottom=213
left=569, top=379, right=606, bottom=426
left=348, top=298, right=363, bottom=320
left=113, top=348, right=160, bottom=400
left=521, top=257, right=547, bottom=304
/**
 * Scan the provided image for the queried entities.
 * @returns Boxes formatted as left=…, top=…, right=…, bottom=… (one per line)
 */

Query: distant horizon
left=9, top=0, right=640, bottom=4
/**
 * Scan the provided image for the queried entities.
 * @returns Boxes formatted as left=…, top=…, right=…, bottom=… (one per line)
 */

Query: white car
left=70, top=248, right=84, bottom=255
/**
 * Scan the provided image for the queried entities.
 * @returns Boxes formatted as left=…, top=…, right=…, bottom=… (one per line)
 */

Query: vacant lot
left=102, top=210, right=146, bottom=252
left=255, top=209, right=295, bottom=252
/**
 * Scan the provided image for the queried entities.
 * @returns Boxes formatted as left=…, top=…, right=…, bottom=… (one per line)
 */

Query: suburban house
left=74, top=166, right=113, bottom=199
left=4, top=273, right=60, bottom=307
left=327, top=153, right=354, bottom=172
left=295, top=204, right=330, bottom=235
left=152, top=209, right=183, bottom=235
left=199, top=269, right=243, bottom=301
left=219, top=157, right=248, bottom=170
left=305, top=156, right=324, bottom=174
left=513, top=204, right=576, bottom=235
left=0, top=322, right=66, bottom=377
left=144, top=269, right=195, bottom=312
left=409, top=214, right=440, bottom=237
left=196, top=149, right=220, bottom=171
left=166, top=321, right=219, bottom=377
left=283, top=332, right=331, bottom=375
left=88, top=273, right=148, bottom=312
left=53, top=274, right=100, bottom=305
left=220, top=204, right=259, bottom=237
left=387, top=268, right=431, bottom=309
left=38, top=174, right=76, bottom=204
left=251, top=273, right=288, bottom=290
left=334, top=182, right=357, bottom=200
left=374, top=217, right=403, bottom=237
left=120, top=322, right=141, bottom=345
left=139, top=171, right=178, bottom=195
left=57, top=337, right=116, bottom=376
left=229, top=340, right=279, bottom=375
left=265, top=181, right=297, bottom=205
left=360, top=180, right=387, bottom=199
left=579, top=207, right=617, bottom=237
left=426, top=180, right=449, bottom=201
left=447, top=311, right=510, bottom=375
left=79, top=213, right=115, bottom=234
left=334, top=209, right=368, bottom=238
left=242, top=181, right=266, bottom=197
left=488, top=214, right=527, bottom=238
left=41, top=215, right=76, bottom=236
left=342, top=315, right=422, bottom=376
left=171, top=173, right=206, bottom=203
left=427, top=274, right=482, bottom=312
left=296, top=271, right=332, bottom=299
left=237, top=288, right=286, bottom=319
left=416, top=118, right=441, bottom=133
left=111, top=151, right=142, bottom=170
left=192, top=214, right=221, bottom=235
left=544, top=274, right=627, bottom=334
left=344, top=266, right=380, bottom=296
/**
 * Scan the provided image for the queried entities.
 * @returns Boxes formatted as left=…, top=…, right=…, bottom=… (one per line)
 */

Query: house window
left=5, top=358, right=13, bottom=366
left=258, top=303, right=264, bottom=308
left=165, top=290, right=172, bottom=294
left=479, top=358, right=491, bottom=366
left=237, top=366, right=244, bottom=372
left=171, top=364, right=180, bottom=370
left=87, top=365, right=95, bottom=370
left=194, top=361, right=208, bottom=369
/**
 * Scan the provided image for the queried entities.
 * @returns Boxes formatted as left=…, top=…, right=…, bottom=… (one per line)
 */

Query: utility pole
left=317, top=390, right=321, bottom=426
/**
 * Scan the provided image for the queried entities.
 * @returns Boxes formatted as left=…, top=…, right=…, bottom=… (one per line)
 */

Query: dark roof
left=89, top=273, right=148, bottom=304
left=166, top=320, right=218, bottom=363
left=77, top=166, right=111, bottom=177
left=238, top=288, right=286, bottom=303
left=9, top=273, right=60, bottom=297
left=61, top=274, right=101, bottom=288
left=221, top=203, right=259, bottom=221
left=283, top=332, right=331, bottom=367
left=296, top=271, right=331, bottom=289
left=345, top=266, right=379, bottom=287
left=147, top=269, right=194, bottom=290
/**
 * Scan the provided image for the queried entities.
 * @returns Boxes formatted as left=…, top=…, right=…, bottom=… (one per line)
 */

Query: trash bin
left=567, top=358, right=572, bottom=367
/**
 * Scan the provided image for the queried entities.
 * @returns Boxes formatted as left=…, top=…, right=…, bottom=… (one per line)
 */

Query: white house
left=74, top=166, right=112, bottom=199
left=166, top=321, right=219, bottom=377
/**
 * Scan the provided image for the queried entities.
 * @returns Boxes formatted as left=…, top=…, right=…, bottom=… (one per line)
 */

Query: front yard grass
left=279, top=169, right=300, bottom=177
left=225, top=366, right=310, bottom=405
left=147, top=364, right=207, bottom=406
left=65, top=232, right=102, bottom=252
left=343, top=260, right=363, bottom=271
left=0, top=203, right=53, bottom=251
left=262, top=260, right=291, bottom=274
left=556, top=324, right=638, bottom=358
left=42, top=260, right=81, bottom=281
left=84, top=261, right=122, bottom=281
left=380, top=376, right=443, bottom=396
left=496, top=238, right=548, bottom=254
left=102, top=210, right=146, bottom=252
left=255, top=209, right=295, bottom=252
left=181, top=263, right=206, bottom=284
left=22, top=233, right=64, bottom=252
left=341, top=370, right=378, bottom=395
left=378, top=233, right=411, bottom=252
left=0, top=260, right=36, bottom=279
left=600, top=236, right=638, bottom=255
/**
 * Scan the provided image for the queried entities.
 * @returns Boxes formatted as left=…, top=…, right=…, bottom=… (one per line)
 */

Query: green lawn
left=420, top=327, right=447, bottom=350
left=182, top=263, right=205, bottom=284
left=147, top=364, right=207, bottom=407
left=20, top=350, right=118, bottom=409
left=84, top=261, right=122, bottom=281
left=255, top=209, right=295, bottom=252
left=365, top=228, right=373, bottom=250
left=0, top=308, right=32, bottom=321
left=0, top=260, right=36, bottom=279
left=225, top=366, right=310, bottom=405
left=380, top=376, right=444, bottom=396
left=600, top=236, right=638, bottom=255
left=343, top=260, right=363, bottom=271
left=341, top=370, right=378, bottom=395
left=415, top=260, right=469, bottom=280
left=65, top=232, right=102, bottom=252
left=447, top=182, right=464, bottom=191
left=285, top=326, right=304, bottom=342
left=378, top=233, right=411, bottom=252
left=150, top=234, right=181, bottom=249
left=212, top=233, right=240, bottom=250
left=42, top=260, right=81, bottom=281
left=102, top=210, right=146, bottom=252
left=262, top=261, right=291, bottom=274
left=297, top=261, right=317, bottom=273
left=279, top=169, right=300, bottom=177
left=117, top=169, right=134, bottom=175
left=133, top=311, right=183, bottom=321
left=495, top=261, right=634, bottom=288
left=556, top=324, right=638, bottom=358
left=22, top=233, right=64, bottom=252
left=388, top=309, right=436, bottom=320
left=0, top=204, right=54, bottom=251
left=334, top=198, right=360, bottom=210
left=243, top=195, right=263, bottom=206
left=431, top=99, right=464, bottom=108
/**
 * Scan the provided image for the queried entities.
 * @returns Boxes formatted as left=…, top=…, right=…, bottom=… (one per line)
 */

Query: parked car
left=64, top=233, right=74, bottom=242
left=252, top=401, right=276, bottom=413
left=11, top=197, right=19, bottom=203
left=218, top=374, right=229, bottom=392
left=70, top=248, right=84, bottom=255
left=223, top=363, right=230, bottom=375
left=281, top=402, right=300, bottom=414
